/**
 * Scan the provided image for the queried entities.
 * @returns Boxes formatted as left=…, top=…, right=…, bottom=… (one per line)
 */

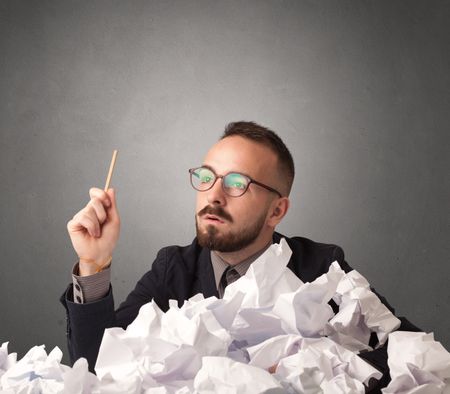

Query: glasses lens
left=191, top=167, right=215, bottom=191
left=223, top=173, right=249, bottom=196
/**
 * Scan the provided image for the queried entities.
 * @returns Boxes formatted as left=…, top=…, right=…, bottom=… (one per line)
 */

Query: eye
left=230, top=181, right=245, bottom=189
left=201, top=175, right=213, bottom=183
left=197, top=169, right=214, bottom=184
left=226, top=174, right=247, bottom=189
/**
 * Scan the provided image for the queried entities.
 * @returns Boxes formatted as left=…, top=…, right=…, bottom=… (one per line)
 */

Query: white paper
left=0, top=344, right=97, bottom=394
left=0, top=343, right=17, bottom=380
left=272, top=262, right=344, bottom=337
left=1, top=239, right=448, bottom=393
left=194, top=356, right=284, bottom=393
left=325, top=264, right=401, bottom=351
left=321, top=373, right=366, bottom=394
left=223, top=238, right=301, bottom=308
left=247, top=334, right=304, bottom=370
left=95, top=290, right=235, bottom=391
left=271, top=336, right=382, bottom=393
left=229, top=307, right=285, bottom=348
left=382, top=331, right=450, bottom=393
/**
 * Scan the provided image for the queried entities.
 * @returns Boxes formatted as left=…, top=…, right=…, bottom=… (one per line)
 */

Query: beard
left=196, top=205, right=267, bottom=253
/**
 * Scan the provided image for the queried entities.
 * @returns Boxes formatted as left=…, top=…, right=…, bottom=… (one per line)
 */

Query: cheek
left=230, top=198, right=258, bottom=222
left=196, top=192, right=206, bottom=212
left=241, top=197, right=271, bottom=222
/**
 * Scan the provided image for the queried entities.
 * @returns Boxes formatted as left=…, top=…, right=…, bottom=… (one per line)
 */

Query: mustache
left=197, top=205, right=233, bottom=223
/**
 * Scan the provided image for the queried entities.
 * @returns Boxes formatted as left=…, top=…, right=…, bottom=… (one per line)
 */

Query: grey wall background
left=1, top=0, right=449, bottom=364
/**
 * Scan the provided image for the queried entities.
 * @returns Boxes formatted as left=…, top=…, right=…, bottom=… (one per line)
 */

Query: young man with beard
left=61, top=121, right=418, bottom=391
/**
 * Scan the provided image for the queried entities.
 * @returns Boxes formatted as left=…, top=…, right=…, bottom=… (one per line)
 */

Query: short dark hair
left=221, top=121, right=295, bottom=196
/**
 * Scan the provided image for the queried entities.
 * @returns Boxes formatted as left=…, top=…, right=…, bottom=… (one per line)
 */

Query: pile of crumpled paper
left=1, top=239, right=449, bottom=393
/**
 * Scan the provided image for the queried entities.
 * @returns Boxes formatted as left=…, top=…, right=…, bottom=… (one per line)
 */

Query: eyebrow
left=201, top=164, right=253, bottom=179
left=201, top=164, right=216, bottom=172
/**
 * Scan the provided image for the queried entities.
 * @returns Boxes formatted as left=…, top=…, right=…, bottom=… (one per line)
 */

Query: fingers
left=68, top=212, right=100, bottom=238
left=88, top=187, right=119, bottom=220
left=87, top=197, right=108, bottom=224
left=89, top=187, right=111, bottom=208
left=67, top=188, right=118, bottom=238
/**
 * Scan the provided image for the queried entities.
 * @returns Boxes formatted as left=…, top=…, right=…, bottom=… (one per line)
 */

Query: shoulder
left=274, top=231, right=344, bottom=260
left=274, top=232, right=352, bottom=282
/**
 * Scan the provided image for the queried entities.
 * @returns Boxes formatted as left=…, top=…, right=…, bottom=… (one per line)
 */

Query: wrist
left=79, top=256, right=112, bottom=276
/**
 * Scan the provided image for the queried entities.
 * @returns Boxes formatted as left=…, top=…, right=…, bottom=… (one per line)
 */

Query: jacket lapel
left=197, top=247, right=219, bottom=298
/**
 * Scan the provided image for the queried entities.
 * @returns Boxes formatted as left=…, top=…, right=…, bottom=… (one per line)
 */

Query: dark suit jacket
left=61, top=232, right=419, bottom=391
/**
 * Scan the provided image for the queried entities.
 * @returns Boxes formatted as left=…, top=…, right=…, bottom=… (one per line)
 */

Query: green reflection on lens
left=197, top=168, right=214, bottom=184
left=225, top=173, right=247, bottom=190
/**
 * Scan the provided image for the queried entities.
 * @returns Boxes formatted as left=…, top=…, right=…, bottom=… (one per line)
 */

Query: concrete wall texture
left=1, top=0, right=449, bottom=363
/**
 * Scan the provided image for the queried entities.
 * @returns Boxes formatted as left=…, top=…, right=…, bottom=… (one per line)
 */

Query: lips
left=197, top=205, right=233, bottom=223
left=204, top=214, right=225, bottom=223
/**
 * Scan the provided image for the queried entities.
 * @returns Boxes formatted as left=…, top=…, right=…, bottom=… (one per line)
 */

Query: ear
left=267, top=197, right=290, bottom=228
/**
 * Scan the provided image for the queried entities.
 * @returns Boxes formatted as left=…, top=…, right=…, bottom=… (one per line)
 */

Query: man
left=61, top=121, right=417, bottom=391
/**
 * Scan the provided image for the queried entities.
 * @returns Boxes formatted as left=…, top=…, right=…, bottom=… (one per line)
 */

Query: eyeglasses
left=189, top=166, right=283, bottom=198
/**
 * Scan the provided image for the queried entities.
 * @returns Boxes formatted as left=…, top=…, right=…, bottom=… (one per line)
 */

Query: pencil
left=104, top=150, right=118, bottom=191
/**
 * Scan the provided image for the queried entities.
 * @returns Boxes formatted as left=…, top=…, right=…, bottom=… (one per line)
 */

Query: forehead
left=203, top=136, right=278, bottom=178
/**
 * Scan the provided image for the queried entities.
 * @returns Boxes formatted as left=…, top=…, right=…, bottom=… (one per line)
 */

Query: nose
left=206, top=177, right=227, bottom=206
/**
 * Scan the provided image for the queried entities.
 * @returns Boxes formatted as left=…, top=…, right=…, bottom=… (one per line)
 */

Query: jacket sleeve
left=60, top=285, right=116, bottom=372
left=60, top=249, right=170, bottom=373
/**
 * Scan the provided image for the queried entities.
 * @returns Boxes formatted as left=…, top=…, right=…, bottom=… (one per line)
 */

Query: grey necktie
left=219, top=266, right=240, bottom=298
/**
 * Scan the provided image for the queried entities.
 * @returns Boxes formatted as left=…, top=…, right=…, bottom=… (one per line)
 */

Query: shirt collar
left=210, top=241, right=273, bottom=290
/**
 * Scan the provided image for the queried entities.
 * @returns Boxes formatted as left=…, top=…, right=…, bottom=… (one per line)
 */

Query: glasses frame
left=189, top=166, right=283, bottom=198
